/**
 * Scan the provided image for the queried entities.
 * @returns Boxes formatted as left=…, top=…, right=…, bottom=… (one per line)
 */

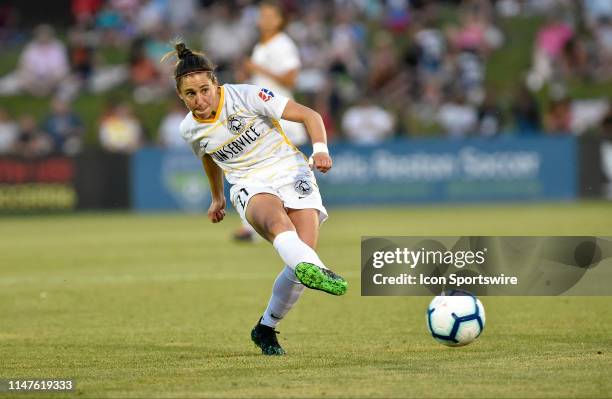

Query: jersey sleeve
left=274, top=36, right=301, bottom=71
left=243, top=84, right=290, bottom=120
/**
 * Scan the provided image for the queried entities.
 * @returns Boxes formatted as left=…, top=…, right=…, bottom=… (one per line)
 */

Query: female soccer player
left=233, top=0, right=307, bottom=242
left=165, top=42, right=347, bottom=356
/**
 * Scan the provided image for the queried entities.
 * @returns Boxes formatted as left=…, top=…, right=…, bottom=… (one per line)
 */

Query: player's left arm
left=281, top=100, right=332, bottom=173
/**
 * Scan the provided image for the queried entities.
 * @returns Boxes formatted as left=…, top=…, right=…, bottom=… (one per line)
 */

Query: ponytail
left=161, top=41, right=218, bottom=88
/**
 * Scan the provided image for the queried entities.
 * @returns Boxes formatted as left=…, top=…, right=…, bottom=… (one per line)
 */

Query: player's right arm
left=201, top=154, right=226, bottom=223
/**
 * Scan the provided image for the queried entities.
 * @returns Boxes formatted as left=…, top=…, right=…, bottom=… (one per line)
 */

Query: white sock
left=261, top=266, right=306, bottom=328
left=272, top=230, right=327, bottom=270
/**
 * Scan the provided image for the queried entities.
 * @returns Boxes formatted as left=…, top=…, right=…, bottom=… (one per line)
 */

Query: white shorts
left=229, top=176, right=328, bottom=227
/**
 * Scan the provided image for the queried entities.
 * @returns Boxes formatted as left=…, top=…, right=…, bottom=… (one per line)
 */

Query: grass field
left=1, top=202, right=612, bottom=398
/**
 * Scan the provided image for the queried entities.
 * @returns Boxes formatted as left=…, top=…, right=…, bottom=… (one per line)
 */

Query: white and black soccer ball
left=426, top=290, right=485, bottom=347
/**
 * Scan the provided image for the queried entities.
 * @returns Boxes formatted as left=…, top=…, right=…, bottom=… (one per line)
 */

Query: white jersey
left=251, top=32, right=300, bottom=99
left=180, top=84, right=311, bottom=187
left=250, top=32, right=308, bottom=145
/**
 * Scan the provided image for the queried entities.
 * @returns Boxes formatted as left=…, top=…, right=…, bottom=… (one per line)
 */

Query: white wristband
left=312, top=142, right=329, bottom=155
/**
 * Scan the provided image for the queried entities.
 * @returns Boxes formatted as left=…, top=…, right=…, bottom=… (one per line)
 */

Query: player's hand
left=309, top=152, right=332, bottom=173
left=208, top=197, right=226, bottom=223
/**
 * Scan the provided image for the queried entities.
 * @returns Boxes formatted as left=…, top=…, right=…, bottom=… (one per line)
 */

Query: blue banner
left=132, top=148, right=213, bottom=212
left=131, top=136, right=577, bottom=211
left=317, top=136, right=577, bottom=205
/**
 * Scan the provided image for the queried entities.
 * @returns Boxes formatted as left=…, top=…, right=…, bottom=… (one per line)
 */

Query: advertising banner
left=317, top=136, right=577, bottom=205
left=131, top=136, right=578, bottom=211
left=0, top=156, right=76, bottom=211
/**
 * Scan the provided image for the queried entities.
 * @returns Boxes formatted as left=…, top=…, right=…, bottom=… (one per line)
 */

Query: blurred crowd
left=0, top=0, right=611, bottom=158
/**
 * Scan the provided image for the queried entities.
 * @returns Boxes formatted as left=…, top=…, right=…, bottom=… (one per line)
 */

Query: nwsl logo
left=258, top=88, right=274, bottom=102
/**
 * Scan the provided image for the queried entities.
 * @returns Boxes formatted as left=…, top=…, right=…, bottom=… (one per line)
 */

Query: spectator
left=0, top=3, right=20, bottom=46
left=382, top=0, right=410, bottom=33
left=71, top=0, right=103, bottom=25
left=583, top=0, right=612, bottom=29
left=594, top=16, right=612, bottom=80
left=329, top=5, right=366, bottom=80
left=438, top=94, right=478, bottom=138
left=448, top=8, right=488, bottom=56
left=342, top=97, right=395, bottom=145
left=68, top=27, right=96, bottom=83
left=544, top=97, right=572, bottom=133
left=0, top=107, right=19, bottom=155
left=414, top=18, right=446, bottom=106
left=201, top=3, right=253, bottom=84
left=512, top=84, right=541, bottom=134
left=19, top=25, right=70, bottom=96
left=167, top=0, right=197, bottom=33
left=477, top=90, right=503, bottom=137
left=368, top=31, right=400, bottom=92
left=288, top=3, right=330, bottom=94
left=42, top=99, right=84, bottom=155
left=129, top=43, right=158, bottom=84
left=453, top=51, right=485, bottom=104
left=134, top=0, right=166, bottom=35
left=111, top=0, right=141, bottom=19
left=570, top=98, right=610, bottom=134
left=527, top=13, right=574, bottom=90
left=129, top=37, right=163, bottom=102
left=447, top=0, right=502, bottom=57
left=99, top=102, right=143, bottom=153
left=16, top=115, right=53, bottom=158
left=95, top=2, right=127, bottom=46
left=158, top=101, right=186, bottom=148
left=600, top=108, right=612, bottom=198
left=0, top=25, right=69, bottom=96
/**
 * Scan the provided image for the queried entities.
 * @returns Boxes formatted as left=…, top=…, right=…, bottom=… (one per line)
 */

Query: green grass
left=1, top=203, right=612, bottom=398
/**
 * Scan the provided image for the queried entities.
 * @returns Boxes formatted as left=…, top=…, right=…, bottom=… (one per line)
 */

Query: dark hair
left=162, top=42, right=217, bottom=89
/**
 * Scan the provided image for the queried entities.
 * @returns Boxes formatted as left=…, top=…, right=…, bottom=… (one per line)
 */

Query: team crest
left=294, top=179, right=313, bottom=196
left=258, top=88, right=274, bottom=102
left=227, top=114, right=245, bottom=135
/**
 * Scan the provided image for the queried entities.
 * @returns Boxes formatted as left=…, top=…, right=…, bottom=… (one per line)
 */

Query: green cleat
left=295, top=263, right=348, bottom=296
left=251, top=318, right=285, bottom=356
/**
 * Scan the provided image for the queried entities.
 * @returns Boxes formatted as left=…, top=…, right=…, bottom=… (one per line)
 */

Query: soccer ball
left=426, top=291, right=486, bottom=347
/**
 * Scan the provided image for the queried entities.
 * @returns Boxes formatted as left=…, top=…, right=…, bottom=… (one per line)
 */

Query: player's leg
left=244, top=193, right=310, bottom=355
left=244, top=193, right=295, bottom=241
left=286, top=208, right=347, bottom=296
left=246, top=195, right=345, bottom=355
left=287, top=207, right=319, bottom=249
left=257, top=208, right=317, bottom=332
left=245, top=194, right=326, bottom=270
left=246, top=193, right=346, bottom=295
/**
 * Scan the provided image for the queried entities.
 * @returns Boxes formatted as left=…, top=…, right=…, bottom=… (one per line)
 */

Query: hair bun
left=175, top=43, right=192, bottom=60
